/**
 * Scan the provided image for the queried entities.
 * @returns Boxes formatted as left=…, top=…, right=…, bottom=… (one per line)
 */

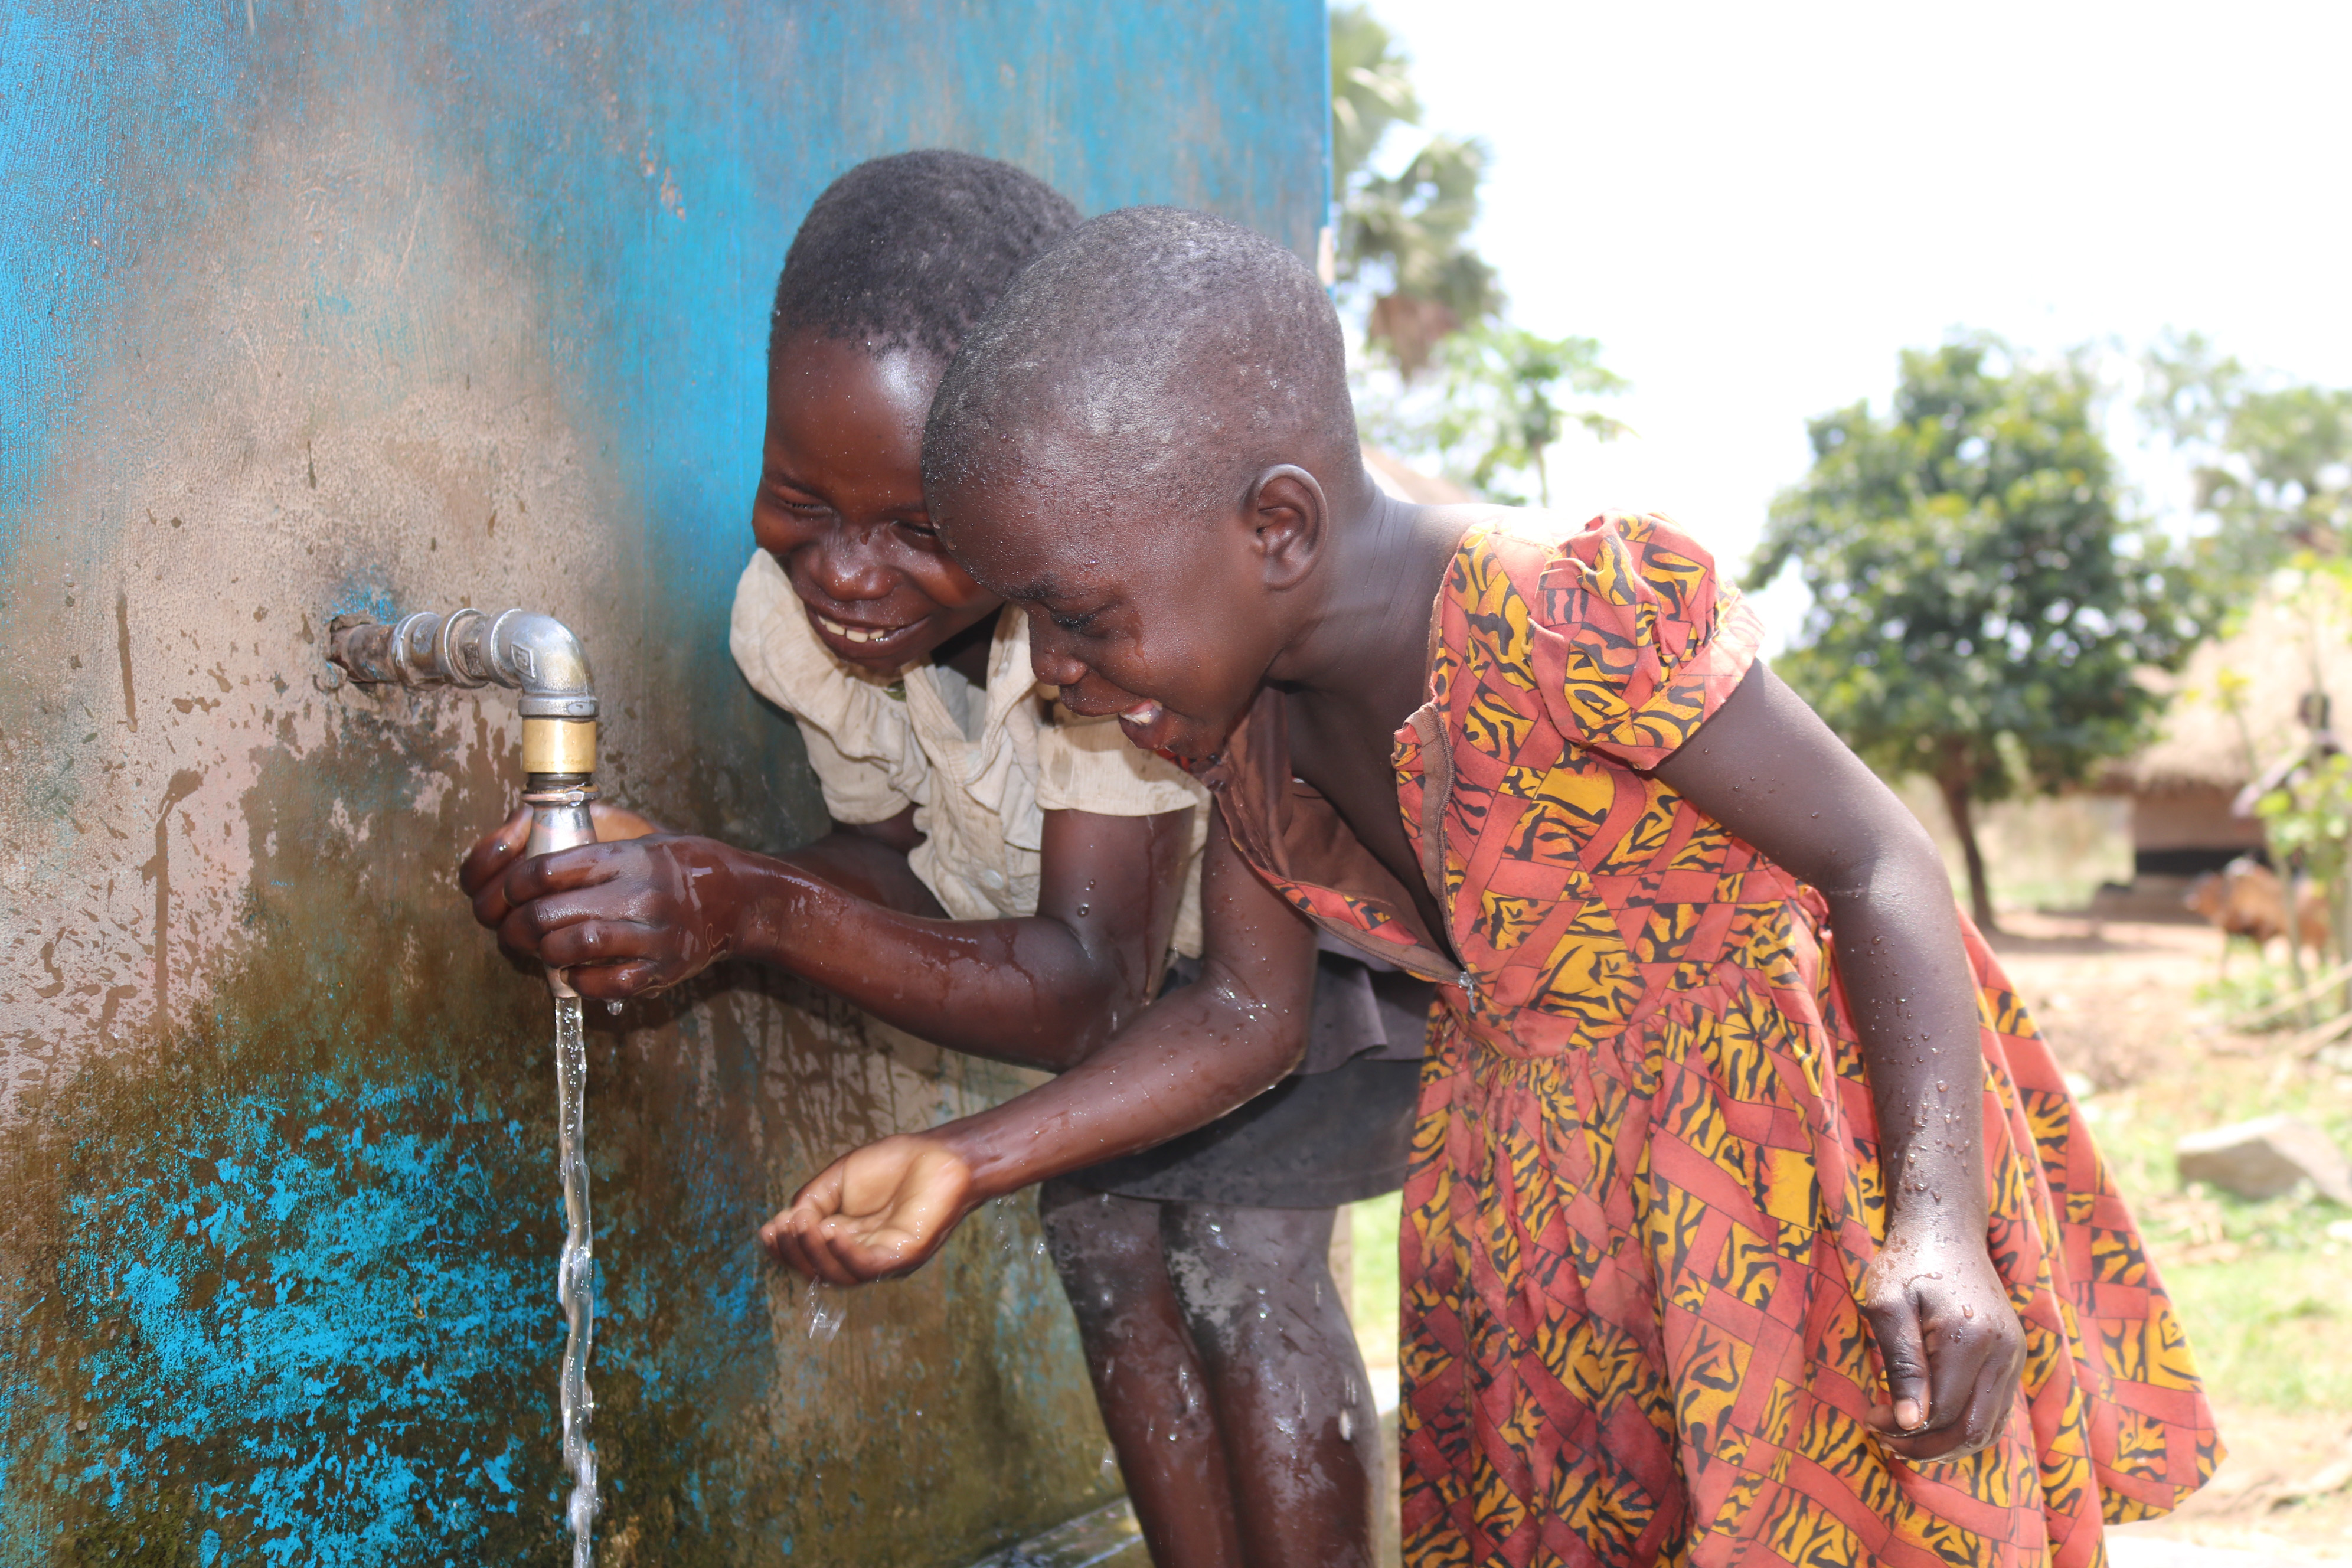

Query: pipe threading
left=326, top=607, right=597, bottom=719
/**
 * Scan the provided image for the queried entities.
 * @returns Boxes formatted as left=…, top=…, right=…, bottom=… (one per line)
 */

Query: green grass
left=2079, top=1053, right=2352, bottom=1414
left=2160, top=1248, right=2352, bottom=1411
left=1347, top=1193, right=1402, bottom=1368
left=2192, top=949, right=2301, bottom=1028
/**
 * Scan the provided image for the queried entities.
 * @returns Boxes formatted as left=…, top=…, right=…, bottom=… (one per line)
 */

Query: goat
left=2184, top=858, right=2331, bottom=971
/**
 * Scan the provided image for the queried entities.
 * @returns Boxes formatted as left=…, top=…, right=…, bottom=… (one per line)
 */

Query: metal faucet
left=326, top=607, right=600, bottom=996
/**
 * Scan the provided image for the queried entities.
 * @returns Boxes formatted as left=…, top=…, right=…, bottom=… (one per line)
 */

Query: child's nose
left=810, top=529, right=893, bottom=602
left=1025, top=615, right=1090, bottom=688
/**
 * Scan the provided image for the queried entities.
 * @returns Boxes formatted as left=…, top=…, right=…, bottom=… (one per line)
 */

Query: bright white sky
left=1362, top=0, right=2352, bottom=638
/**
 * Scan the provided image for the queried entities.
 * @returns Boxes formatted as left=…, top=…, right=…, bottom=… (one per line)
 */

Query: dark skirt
left=1064, top=951, right=1432, bottom=1208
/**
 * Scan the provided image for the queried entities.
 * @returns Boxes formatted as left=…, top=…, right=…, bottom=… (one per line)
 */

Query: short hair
left=923, top=207, right=1361, bottom=524
left=767, top=150, right=1080, bottom=370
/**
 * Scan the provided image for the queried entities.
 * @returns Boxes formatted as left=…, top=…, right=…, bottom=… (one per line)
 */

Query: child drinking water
left=765, top=207, right=2221, bottom=1566
left=462, top=156, right=1421, bottom=1568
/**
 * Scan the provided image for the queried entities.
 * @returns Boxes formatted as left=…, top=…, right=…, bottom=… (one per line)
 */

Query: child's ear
left=1245, top=465, right=1326, bottom=591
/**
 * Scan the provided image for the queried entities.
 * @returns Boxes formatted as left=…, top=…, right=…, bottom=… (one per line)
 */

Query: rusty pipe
left=327, top=606, right=599, bottom=995
left=328, top=607, right=597, bottom=775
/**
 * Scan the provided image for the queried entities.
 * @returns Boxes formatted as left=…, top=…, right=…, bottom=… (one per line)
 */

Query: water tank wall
left=0, top=3, right=1328, bottom=1562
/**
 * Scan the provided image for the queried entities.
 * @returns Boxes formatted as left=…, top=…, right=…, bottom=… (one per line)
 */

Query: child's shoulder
left=1435, top=508, right=1760, bottom=762
left=1454, top=508, right=1733, bottom=628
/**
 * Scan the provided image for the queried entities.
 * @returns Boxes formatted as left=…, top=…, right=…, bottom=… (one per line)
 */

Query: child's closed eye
left=763, top=487, right=831, bottom=519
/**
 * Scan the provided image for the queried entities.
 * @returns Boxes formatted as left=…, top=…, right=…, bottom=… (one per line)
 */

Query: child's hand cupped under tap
left=760, top=1133, right=982, bottom=1285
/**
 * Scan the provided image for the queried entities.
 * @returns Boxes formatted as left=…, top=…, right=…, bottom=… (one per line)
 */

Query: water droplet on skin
left=605, top=999, right=623, bottom=1016
left=1338, top=1408, right=1355, bottom=1440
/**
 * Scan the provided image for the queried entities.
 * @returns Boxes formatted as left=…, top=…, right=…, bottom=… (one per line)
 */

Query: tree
left=1749, top=337, right=2204, bottom=932
left=1327, top=6, right=1627, bottom=496
left=2143, top=330, right=2352, bottom=594
left=1328, top=5, right=1500, bottom=377
left=1384, top=325, right=1629, bottom=505
left=1330, top=4, right=1418, bottom=192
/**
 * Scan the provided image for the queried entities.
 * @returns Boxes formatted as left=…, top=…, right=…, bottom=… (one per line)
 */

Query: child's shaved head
left=769, top=150, right=1080, bottom=371
left=919, top=208, right=1385, bottom=767
left=922, top=207, right=1363, bottom=527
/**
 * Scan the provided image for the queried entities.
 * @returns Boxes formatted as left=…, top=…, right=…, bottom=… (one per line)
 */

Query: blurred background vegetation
left=1332, top=4, right=2352, bottom=1550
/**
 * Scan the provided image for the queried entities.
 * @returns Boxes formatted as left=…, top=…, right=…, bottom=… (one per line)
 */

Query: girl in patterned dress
left=767, top=208, right=2220, bottom=1567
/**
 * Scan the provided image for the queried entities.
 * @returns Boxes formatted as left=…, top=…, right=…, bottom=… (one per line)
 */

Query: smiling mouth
left=1115, top=701, right=1174, bottom=750
left=811, top=610, right=917, bottom=646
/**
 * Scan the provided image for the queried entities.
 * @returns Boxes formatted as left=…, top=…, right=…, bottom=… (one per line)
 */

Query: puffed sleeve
left=1525, top=512, right=1763, bottom=769
left=727, top=550, right=927, bottom=824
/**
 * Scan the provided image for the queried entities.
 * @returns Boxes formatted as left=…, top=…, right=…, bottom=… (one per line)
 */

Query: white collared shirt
left=729, top=550, right=1208, bottom=955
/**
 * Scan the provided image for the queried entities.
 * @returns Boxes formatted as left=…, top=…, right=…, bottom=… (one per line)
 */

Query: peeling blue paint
left=1, top=1, right=1329, bottom=1560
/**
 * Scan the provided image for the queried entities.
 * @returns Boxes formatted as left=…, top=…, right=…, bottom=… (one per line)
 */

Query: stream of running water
left=553, top=993, right=599, bottom=1566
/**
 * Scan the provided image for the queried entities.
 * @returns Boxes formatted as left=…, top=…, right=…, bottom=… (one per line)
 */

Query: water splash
left=804, top=1283, right=845, bottom=1343
left=553, top=995, right=599, bottom=1566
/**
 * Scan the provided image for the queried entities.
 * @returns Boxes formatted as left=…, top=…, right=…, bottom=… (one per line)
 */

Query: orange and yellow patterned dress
left=1189, top=512, right=2217, bottom=1567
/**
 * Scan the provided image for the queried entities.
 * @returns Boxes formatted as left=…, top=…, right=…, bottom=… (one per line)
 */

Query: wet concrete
left=0, top=1, right=1327, bottom=1560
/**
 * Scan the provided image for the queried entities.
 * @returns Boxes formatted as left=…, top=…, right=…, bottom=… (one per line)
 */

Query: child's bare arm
left=464, top=803, right=948, bottom=919
left=1654, top=661, right=2025, bottom=1463
left=761, top=815, right=1315, bottom=1284
left=459, top=805, right=1193, bottom=1072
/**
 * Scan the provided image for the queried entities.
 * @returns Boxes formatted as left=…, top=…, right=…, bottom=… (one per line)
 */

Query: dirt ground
left=1994, top=912, right=2352, bottom=1564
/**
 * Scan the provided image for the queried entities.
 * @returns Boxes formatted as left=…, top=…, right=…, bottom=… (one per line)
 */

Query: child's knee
left=1159, top=1202, right=1341, bottom=1349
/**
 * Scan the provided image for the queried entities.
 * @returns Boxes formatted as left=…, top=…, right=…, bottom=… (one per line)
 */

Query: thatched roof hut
left=2112, top=584, right=2352, bottom=884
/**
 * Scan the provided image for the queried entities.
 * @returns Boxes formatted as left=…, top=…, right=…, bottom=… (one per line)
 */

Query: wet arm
left=782, top=808, right=950, bottom=917
left=1654, top=661, right=2020, bottom=1455
left=766, top=816, right=1317, bottom=1283
left=476, top=805, right=1193, bottom=1072
left=731, top=805, right=1193, bottom=1069
left=915, top=818, right=1313, bottom=1197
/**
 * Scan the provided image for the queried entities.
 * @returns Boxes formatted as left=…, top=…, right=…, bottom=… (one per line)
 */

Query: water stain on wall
left=1, top=711, right=1105, bottom=1565
left=1, top=1, right=1326, bottom=1559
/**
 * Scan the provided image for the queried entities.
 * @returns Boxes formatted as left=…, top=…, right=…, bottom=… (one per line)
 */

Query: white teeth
left=815, top=613, right=890, bottom=645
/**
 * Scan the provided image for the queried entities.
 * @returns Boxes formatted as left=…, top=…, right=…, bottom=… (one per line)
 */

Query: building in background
left=2101, top=592, right=2352, bottom=916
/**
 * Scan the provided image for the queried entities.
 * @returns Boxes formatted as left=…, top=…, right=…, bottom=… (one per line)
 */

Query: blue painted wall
left=0, top=3, right=1330, bottom=1562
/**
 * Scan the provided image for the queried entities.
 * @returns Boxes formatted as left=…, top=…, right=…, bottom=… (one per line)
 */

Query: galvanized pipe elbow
left=326, top=605, right=600, bottom=777
left=325, top=603, right=602, bottom=997
left=485, top=610, right=596, bottom=719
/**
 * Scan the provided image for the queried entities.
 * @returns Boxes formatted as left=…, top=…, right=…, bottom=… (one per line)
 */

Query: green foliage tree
left=1330, top=4, right=1418, bottom=191
left=1749, top=337, right=2204, bottom=932
left=1328, top=4, right=1499, bottom=376
left=2143, top=330, right=2352, bottom=593
left=1387, top=325, right=1629, bottom=505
